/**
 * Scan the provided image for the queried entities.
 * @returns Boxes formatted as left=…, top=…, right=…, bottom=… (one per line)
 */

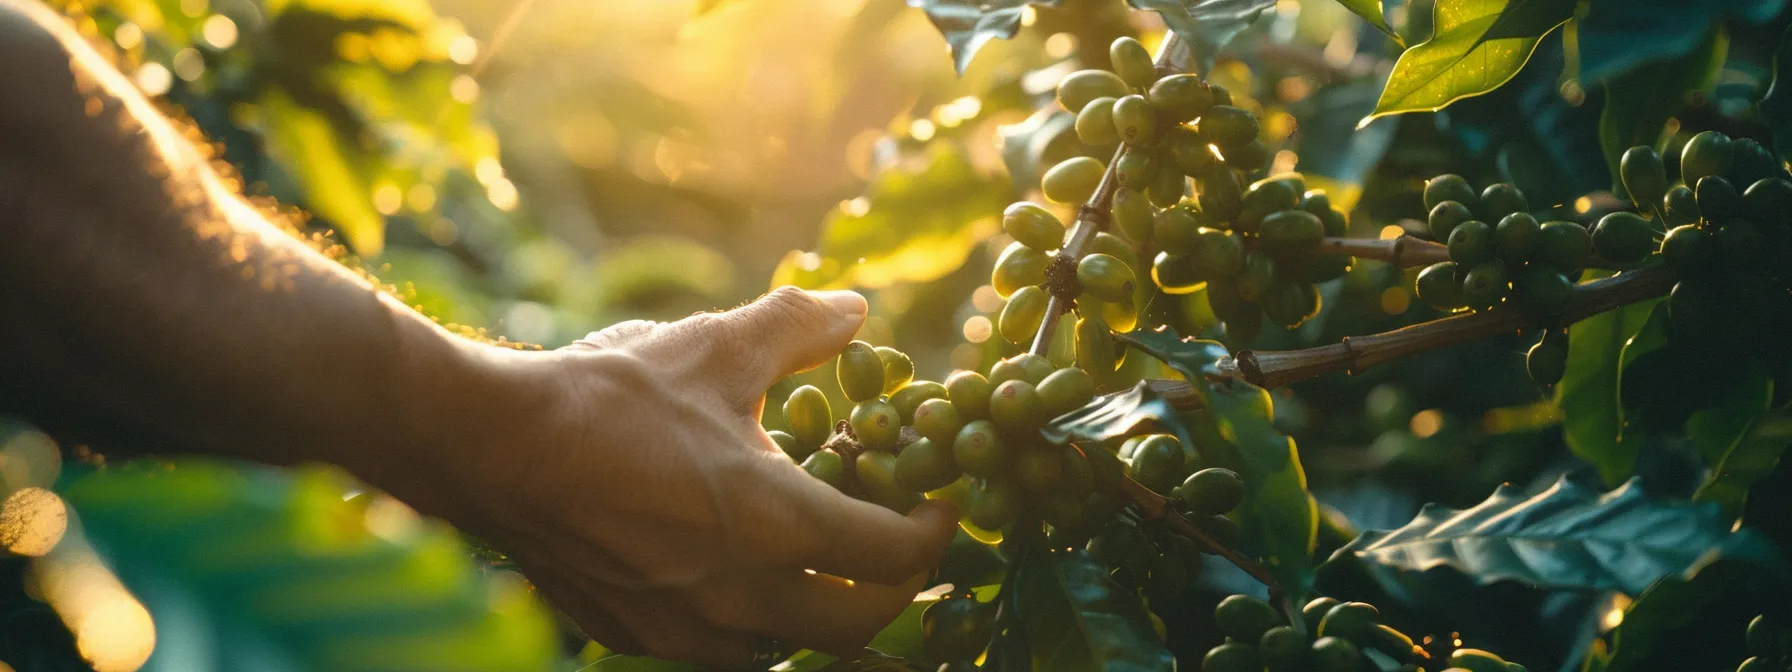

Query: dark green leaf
left=1762, top=24, right=1792, bottom=164
left=1557, top=296, right=1662, bottom=486
left=1596, top=27, right=1726, bottom=196
left=1012, top=550, right=1174, bottom=671
left=1329, top=0, right=1404, bottom=46
left=1119, top=328, right=1318, bottom=603
left=907, top=0, right=1063, bottom=74
left=1687, top=369, right=1773, bottom=468
left=1043, top=381, right=1196, bottom=455
left=1126, top=0, right=1275, bottom=70
left=1694, top=412, right=1792, bottom=520
left=1583, top=560, right=1750, bottom=672
left=1477, top=0, right=1575, bottom=43
left=1328, top=476, right=1787, bottom=595
left=1369, top=0, right=1565, bottom=118
left=1577, top=0, right=1783, bottom=84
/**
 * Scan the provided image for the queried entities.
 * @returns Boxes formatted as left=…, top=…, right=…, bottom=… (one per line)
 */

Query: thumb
left=714, top=286, right=866, bottom=397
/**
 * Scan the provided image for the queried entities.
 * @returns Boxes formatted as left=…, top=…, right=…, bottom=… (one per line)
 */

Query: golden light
left=135, top=63, right=173, bottom=96
left=1270, top=150, right=1298, bottom=176
left=1020, top=5, right=1038, bottom=26
left=1378, top=224, right=1405, bottom=240
left=841, top=197, right=871, bottom=217
left=910, top=119, right=936, bottom=142
left=1277, top=76, right=1312, bottom=103
left=1044, top=32, right=1077, bottom=60
left=76, top=597, right=157, bottom=672
left=34, top=537, right=155, bottom=672
left=474, top=157, right=505, bottom=186
left=406, top=183, right=438, bottom=212
left=1, top=488, right=67, bottom=557
left=448, top=35, right=480, bottom=65
left=486, top=178, right=520, bottom=211
left=1379, top=286, right=1410, bottom=315
left=1, top=428, right=62, bottom=490
left=172, top=48, right=205, bottom=82
left=1410, top=410, right=1444, bottom=439
left=201, top=15, right=238, bottom=50
left=949, top=344, right=982, bottom=372
left=113, top=23, right=142, bottom=50
left=1604, top=594, right=1633, bottom=631
left=372, top=184, right=403, bottom=216
left=364, top=495, right=422, bottom=543
left=449, top=75, right=480, bottom=103
left=1574, top=196, right=1594, bottom=213
left=971, top=285, right=1004, bottom=313
left=962, top=316, right=993, bottom=344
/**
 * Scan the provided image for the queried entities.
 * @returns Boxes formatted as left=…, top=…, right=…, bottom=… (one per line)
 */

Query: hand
left=432, top=288, right=959, bottom=665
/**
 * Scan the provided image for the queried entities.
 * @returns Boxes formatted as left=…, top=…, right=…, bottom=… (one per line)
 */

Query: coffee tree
left=731, top=0, right=1792, bottom=670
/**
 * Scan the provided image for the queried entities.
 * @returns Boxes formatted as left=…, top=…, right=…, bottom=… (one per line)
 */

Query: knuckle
left=758, top=287, right=831, bottom=333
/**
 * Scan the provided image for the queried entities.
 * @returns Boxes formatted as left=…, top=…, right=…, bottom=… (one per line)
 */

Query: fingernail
left=811, top=290, right=867, bottom=333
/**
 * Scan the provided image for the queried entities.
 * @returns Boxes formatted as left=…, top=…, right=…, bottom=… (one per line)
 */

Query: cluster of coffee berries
left=1413, top=177, right=1586, bottom=316
left=1086, top=437, right=1246, bottom=595
left=1199, top=596, right=1429, bottom=672
left=996, top=204, right=1143, bottom=343
left=1738, top=613, right=1792, bottom=671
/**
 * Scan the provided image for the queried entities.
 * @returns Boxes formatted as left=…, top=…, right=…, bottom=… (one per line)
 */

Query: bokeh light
left=1, top=487, right=68, bottom=557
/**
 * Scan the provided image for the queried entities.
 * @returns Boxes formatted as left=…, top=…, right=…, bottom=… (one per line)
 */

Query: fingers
left=738, top=461, right=958, bottom=585
left=689, top=568, right=929, bottom=657
left=705, top=287, right=867, bottom=406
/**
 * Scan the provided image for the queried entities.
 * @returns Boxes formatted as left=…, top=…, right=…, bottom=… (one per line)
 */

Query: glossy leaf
left=1011, top=550, right=1174, bottom=670
left=1329, top=476, right=1787, bottom=595
left=1763, top=24, right=1792, bottom=164
left=771, top=143, right=1008, bottom=290
left=1369, top=0, right=1566, bottom=118
left=1042, top=381, right=1195, bottom=455
left=1476, top=0, right=1574, bottom=43
left=1119, top=328, right=1319, bottom=603
left=1576, top=0, right=1784, bottom=84
left=1687, top=370, right=1773, bottom=468
left=1329, top=0, right=1404, bottom=46
left=1694, top=412, right=1792, bottom=520
left=1558, top=296, right=1662, bottom=487
left=1583, top=560, right=1749, bottom=672
left=1126, top=0, right=1275, bottom=69
left=1597, top=27, right=1726, bottom=196
left=908, top=0, right=1063, bottom=74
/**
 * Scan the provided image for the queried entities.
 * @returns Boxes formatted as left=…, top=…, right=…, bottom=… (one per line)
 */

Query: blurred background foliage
left=2, top=0, right=1790, bottom=669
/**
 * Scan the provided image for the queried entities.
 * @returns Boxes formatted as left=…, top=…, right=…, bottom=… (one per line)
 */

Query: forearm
left=0, top=0, right=505, bottom=510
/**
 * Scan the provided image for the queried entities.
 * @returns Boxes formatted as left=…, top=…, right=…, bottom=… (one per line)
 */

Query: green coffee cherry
left=1746, top=615, right=1775, bottom=657
left=1514, top=265, right=1572, bottom=316
left=1731, top=138, right=1782, bottom=187
left=890, top=381, right=946, bottom=424
left=1739, top=657, right=1772, bottom=672
left=999, top=285, right=1048, bottom=344
left=856, top=450, right=907, bottom=508
left=1075, top=313, right=1120, bottom=374
left=989, top=379, right=1047, bottom=433
left=1310, top=637, right=1361, bottom=672
left=952, top=420, right=1008, bottom=478
left=1317, top=601, right=1379, bottom=641
left=1429, top=201, right=1475, bottom=242
left=1178, top=467, right=1245, bottom=515
left=1148, top=163, right=1188, bottom=207
left=1130, top=434, right=1186, bottom=494
left=876, top=347, right=914, bottom=394
left=1099, top=291, right=1140, bottom=332
left=1461, top=260, right=1510, bottom=309
left=1224, top=140, right=1271, bottom=172
left=1091, top=231, right=1140, bottom=272
left=1259, top=625, right=1306, bottom=672
left=1239, top=180, right=1301, bottom=232
left=1743, top=178, right=1792, bottom=223
left=1216, top=594, right=1283, bottom=643
left=1447, top=220, right=1495, bottom=265
left=1425, top=174, right=1478, bottom=211
left=1074, top=96, right=1120, bottom=145
left=1015, top=353, right=1058, bottom=384
left=1193, top=230, right=1246, bottom=278
left=1198, top=105, right=1259, bottom=147
left=1056, top=69, right=1129, bottom=112
left=1112, top=187, right=1156, bottom=243
left=1203, top=642, right=1260, bottom=672
left=1478, top=183, right=1529, bottom=223
left=968, top=477, right=1020, bottom=529
left=1114, top=147, right=1159, bottom=189
left=1301, top=597, right=1340, bottom=633
left=1167, top=127, right=1215, bottom=176
left=913, top=397, right=964, bottom=446
left=1113, top=94, right=1158, bottom=146
left=1679, top=130, right=1734, bottom=186
left=945, top=370, right=993, bottom=420
left=1494, top=212, right=1540, bottom=262
left=1109, top=36, right=1157, bottom=89
left=1015, top=448, right=1065, bottom=493
left=783, top=384, right=833, bottom=450
left=1663, top=185, right=1701, bottom=227
left=1260, top=210, right=1326, bottom=257
left=1536, top=221, right=1592, bottom=272
left=1078, top=253, right=1137, bottom=302
left=767, top=430, right=804, bottom=461
left=992, top=241, right=1048, bottom=298
left=1003, top=201, right=1067, bottom=252
left=1237, top=252, right=1277, bottom=302
left=1592, top=211, right=1655, bottom=263
left=851, top=399, right=901, bottom=451
left=1154, top=206, right=1202, bottom=254
left=838, top=341, right=885, bottom=402
left=920, top=595, right=995, bottom=664
left=1659, top=224, right=1712, bottom=273
left=1262, top=274, right=1321, bottom=329
left=1527, top=329, right=1568, bottom=387
left=1148, top=74, right=1215, bottom=121
left=1416, top=262, right=1465, bottom=310
left=1042, top=157, right=1105, bottom=204
left=1696, top=175, right=1741, bottom=224
left=1152, top=252, right=1202, bottom=294
left=1369, top=624, right=1419, bottom=664
left=1620, top=146, right=1669, bottom=210
left=895, top=438, right=960, bottom=493
left=801, top=449, right=845, bottom=489
left=1447, top=648, right=1511, bottom=672
left=1198, top=163, right=1244, bottom=221
left=1037, top=367, right=1096, bottom=418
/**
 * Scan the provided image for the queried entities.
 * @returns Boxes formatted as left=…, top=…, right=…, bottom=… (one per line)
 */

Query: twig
left=1118, top=477, right=1278, bottom=587
left=1318, top=235, right=1448, bottom=268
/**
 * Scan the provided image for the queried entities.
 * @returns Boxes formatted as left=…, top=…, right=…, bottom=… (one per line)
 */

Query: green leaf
left=1557, top=297, right=1662, bottom=487
left=1011, top=550, right=1174, bottom=670
left=1477, top=0, right=1574, bottom=42
left=1126, top=0, right=1275, bottom=69
left=1327, top=476, right=1787, bottom=595
left=1330, top=0, right=1405, bottom=46
left=1042, top=381, right=1196, bottom=456
left=1576, top=0, right=1783, bottom=84
left=1118, top=328, right=1318, bottom=603
left=259, top=90, right=387, bottom=256
left=771, top=142, right=1008, bottom=290
left=1368, top=0, right=1566, bottom=118
left=907, top=0, right=1063, bottom=74
left=1583, top=559, right=1749, bottom=672
left=1597, top=26, right=1726, bottom=196
left=1694, top=412, right=1792, bottom=520
left=1762, top=24, right=1792, bottom=164
left=1687, top=369, right=1773, bottom=468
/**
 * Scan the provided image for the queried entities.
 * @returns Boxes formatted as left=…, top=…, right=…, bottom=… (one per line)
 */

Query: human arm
left=0, top=0, right=957, bottom=663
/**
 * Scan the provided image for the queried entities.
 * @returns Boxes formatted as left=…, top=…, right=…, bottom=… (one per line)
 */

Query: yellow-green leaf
left=1331, top=0, right=1405, bottom=46
left=259, top=91, right=387, bottom=256
left=1368, top=0, right=1566, bottom=118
